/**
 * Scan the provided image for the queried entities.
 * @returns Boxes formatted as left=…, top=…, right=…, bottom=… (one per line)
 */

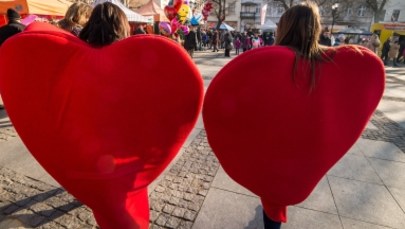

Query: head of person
left=6, top=8, right=21, bottom=22
left=275, top=1, right=322, bottom=59
left=79, top=2, right=130, bottom=47
left=64, top=2, right=92, bottom=27
left=58, top=2, right=92, bottom=35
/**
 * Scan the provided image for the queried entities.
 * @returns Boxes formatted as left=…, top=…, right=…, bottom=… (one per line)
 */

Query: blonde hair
left=58, top=2, right=92, bottom=32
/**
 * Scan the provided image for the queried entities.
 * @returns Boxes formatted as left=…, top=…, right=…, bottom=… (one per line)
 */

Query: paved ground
left=0, top=50, right=404, bottom=229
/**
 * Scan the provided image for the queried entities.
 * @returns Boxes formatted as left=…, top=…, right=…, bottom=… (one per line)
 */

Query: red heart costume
left=202, top=46, right=385, bottom=222
left=0, top=23, right=204, bottom=228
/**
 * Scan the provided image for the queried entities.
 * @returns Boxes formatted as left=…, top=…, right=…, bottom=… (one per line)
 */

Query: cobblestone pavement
left=148, top=130, right=219, bottom=229
left=0, top=167, right=97, bottom=229
left=362, top=109, right=405, bottom=153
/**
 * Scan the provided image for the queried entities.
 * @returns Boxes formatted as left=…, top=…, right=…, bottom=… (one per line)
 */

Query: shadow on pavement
left=245, top=205, right=264, bottom=229
left=0, top=108, right=8, bottom=120
left=0, top=188, right=82, bottom=228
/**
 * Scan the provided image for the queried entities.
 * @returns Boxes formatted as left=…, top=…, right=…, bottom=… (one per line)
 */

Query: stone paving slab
left=327, top=153, right=383, bottom=184
left=328, top=176, right=405, bottom=229
left=295, top=177, right=337, bottom=215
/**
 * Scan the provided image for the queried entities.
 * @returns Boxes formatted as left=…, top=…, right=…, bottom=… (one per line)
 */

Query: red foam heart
left=0, top=23, right=203, bottom=228
left=173, top=0, right=183, bottom=11
left=164, top=5, right=178, bottom=21
left=202, top=46, right=385, bottom=222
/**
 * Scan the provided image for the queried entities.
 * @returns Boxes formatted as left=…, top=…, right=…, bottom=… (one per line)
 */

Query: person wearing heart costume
left=79, top=2, right=130, bottom=46
left=0, top=1, right=204, bottom=229
left=203, top=1, right=385, bottom=229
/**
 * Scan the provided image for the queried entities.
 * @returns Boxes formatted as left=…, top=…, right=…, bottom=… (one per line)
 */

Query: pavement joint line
left=324, top=175, right=345, bottom=229
left=209, top=186, right=258, bottom=198
left=326, top=174, right=385, bottom=186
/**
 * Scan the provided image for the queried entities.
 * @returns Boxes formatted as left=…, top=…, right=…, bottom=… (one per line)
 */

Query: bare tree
left=273, top=0, right=330, bottom=10
left=365, top=0, right=388, bottom=22
left=211, top=0, right=227, bottom=29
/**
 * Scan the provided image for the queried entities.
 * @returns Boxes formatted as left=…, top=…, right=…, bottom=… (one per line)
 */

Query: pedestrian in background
left=184, top=26, right=198, bottom=57
left=0, top=8, right=26, bottom=46
left=397, top=38, right=405, bottom=64
left=134, top=23, right=147, bottom=35
left=79, top=2, right=130, bottom=46
left=381, top=37, right=391, bottom=65
left=234, top=36, right=241, bottom=55
left=388, top=40, right=400, bottom=67
left=211, top=30, right=219, bottom=52
left=0, top=8, right=26, bottom=110
left=58, top=2, right=92, bottom=36
left=241, top=32, right=252, bottom=52
left=366, top=33, right=380, bottom=54
left=223, top=31, right=233, bottom=57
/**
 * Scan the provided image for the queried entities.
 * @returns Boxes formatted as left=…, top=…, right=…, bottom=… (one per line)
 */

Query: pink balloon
left=181, top=25, right=189, bottom=35
left=159, top=22, right=172, bottom=35
left=21, top=15, right=38, bottom=25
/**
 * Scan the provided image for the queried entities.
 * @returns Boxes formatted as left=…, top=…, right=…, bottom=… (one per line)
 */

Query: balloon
left=177, top=4, right=192, bottom=24
left=159, top=21, right=172, bottom=35
left=170, top=18, right=181, bottom=34
left=173, top=0, right=183, bottom=11
left=21, top=14, right=38, bottom=26
left=180, top=25, right=190, bottom=35
left=164, top=5, right=177, bottom=21
left=190, top=15, right=202, bottom=26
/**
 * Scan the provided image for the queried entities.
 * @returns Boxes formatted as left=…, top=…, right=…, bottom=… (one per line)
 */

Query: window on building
left=277, top=6, right=284, bottom=16
left=346, top=7, right=352, bottom=17
left=391, top=10, right=400, bottom=22
left=242, top=4, right=256, bottom=13
left=357, top=5, right=367, bottom=17
left=227, top=2, right=235, bottom=14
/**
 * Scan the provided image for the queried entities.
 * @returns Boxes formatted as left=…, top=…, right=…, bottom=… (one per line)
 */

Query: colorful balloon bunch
left=159, top=0, right=192, bottom=36
left=202, top=1, right=213, bottom=21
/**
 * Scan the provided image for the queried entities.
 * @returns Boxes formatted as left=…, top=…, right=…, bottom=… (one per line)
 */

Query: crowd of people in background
left=0, top=1, right=404, bottom=64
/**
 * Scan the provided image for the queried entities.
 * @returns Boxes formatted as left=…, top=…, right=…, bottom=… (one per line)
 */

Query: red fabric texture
left=202, top=46, right=385, bottom=222
left=0, top=22, right=204, bottom=228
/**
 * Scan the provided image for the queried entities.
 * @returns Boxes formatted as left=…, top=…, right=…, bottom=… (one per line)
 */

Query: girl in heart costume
left=203, top=1, right=385, bottom=229
left=79, top=2, right=130, bottom=46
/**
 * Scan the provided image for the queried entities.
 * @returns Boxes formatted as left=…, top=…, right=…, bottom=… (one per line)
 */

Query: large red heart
left=0, top=23, right=203, bottom=228
left=164, top=5, right=178, bottom=21
left=202, top=46, right=385, bottom=222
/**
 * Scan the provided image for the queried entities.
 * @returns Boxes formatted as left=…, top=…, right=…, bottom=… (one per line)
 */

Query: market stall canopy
left=334, top=28, right=372, bottom=35
left=135, top=0, right=168, bottom=21
left=93, top=0, right=149, bottom=23
left=261, top=19, right=277, bottom=31
left=0, top=0, right=71, bottom=16
left=218, top=22, right=235, bottom=31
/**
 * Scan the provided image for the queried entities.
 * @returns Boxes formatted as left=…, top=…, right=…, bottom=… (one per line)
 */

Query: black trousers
left=263, top=210, right=282, bottom=229
left=225, top=49, right=231, bottom=57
